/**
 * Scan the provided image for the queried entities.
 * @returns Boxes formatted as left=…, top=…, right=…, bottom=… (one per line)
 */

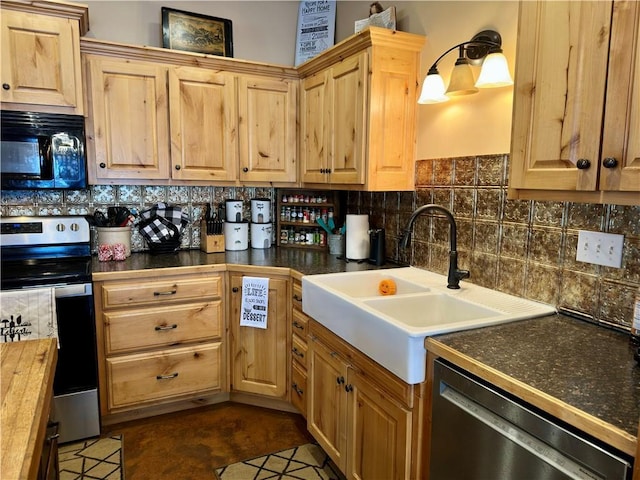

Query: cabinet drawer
left=291, top=361, right=307, bottom=417
left=291, top=333, right=308, bottom=370
left=102, top=275, right=222, bottom=308
left=106, top=343, right=222, bottom=409
left=292, top=281, right=303, bottom=311
left=292, top=308, right=309, bottom=338
left=104, top=300, right=222, bottom=354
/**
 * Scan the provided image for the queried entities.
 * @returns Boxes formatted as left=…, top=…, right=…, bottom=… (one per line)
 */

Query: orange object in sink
left=378, top=279, right=397, bottom=296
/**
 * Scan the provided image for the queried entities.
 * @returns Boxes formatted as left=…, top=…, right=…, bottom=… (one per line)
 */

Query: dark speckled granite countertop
left=429, top=314, right=640, bottom=454
left=91, top=248, right=398, bottom=278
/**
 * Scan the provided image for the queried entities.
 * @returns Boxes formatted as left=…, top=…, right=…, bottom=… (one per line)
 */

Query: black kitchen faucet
left=399, top=204, right=470, bottom=289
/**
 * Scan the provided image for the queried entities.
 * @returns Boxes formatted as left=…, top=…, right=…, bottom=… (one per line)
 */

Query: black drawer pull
left=154, top=290, right=177, bottom=296
left=293, top=294, right=302, bottom=302
left=292, top=347, right=304, bottom=358
left=292, top=321, right=304, bottom=330
left=156, top=373, right=179, bottom=380
left=155, top=324, right=178, bottom=331
left=292, top=382, right=304, bottom=395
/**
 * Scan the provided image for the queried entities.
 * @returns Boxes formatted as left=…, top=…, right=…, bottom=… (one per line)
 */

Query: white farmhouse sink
left=302, top=267, right=556, bottom=384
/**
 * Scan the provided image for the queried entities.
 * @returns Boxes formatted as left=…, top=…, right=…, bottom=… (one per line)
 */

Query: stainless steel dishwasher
left=430, top=359, right=632, bottom=479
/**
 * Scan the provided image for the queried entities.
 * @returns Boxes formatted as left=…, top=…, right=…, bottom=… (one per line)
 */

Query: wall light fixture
left=418, top=30, right=513, bottom=104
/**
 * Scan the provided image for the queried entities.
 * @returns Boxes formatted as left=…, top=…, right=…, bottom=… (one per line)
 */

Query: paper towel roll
left=346, top=214, right=370, bottom=260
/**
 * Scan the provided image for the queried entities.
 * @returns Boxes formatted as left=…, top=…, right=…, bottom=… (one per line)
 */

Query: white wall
left=83, top=0, right=518, bottom=160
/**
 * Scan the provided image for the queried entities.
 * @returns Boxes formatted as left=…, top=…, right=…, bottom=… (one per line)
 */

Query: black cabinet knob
left=232, top=287, right=239, bottom=293
left=99, top=162, right=106, bottom=169
left=2, top=83, right=10, bottom=90
left=326, top=168, right=332, bottom=174
left=242, top=167, right=249, bottom=173
left=175, top=164, right=181, bottom=170
left=602, top=157, right=618, bottom=168
left=576, top=159, right=591, bottom=170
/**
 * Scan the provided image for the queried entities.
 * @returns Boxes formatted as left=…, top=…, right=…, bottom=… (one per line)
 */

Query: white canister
left=250, top=198, right=271, bottom=224
left=250, top=222, right=272, bottom=249
left=225, top=199, right=244, bottom=223
left=96, top=226, right=132, bottom=257
left=224, top=221, right=248, bottom=251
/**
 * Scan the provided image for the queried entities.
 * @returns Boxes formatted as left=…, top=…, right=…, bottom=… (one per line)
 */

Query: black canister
left=369, top=228, right=385, bottom=266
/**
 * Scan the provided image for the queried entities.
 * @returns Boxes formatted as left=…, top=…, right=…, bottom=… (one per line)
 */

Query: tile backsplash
left=347, top=154, right=640, bottom=332
left=0, top=185, right=274, bottom=253
left=2, top=153, right=638, bottom=331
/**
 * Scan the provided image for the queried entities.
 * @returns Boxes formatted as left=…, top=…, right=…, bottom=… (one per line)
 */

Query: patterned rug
left=58, top=435, right=124, bottom=480
left=215, top=443, right=345, bottom=480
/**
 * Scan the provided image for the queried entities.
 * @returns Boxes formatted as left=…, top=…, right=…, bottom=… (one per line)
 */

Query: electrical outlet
left=576, top=231, right=624, bottom=268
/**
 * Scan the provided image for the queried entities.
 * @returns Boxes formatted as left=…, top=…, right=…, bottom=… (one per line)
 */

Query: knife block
left=200, top=221, right=225, bottom=253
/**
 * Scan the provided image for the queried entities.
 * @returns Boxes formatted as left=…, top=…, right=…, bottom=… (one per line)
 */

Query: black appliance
left=369, top=228, right=385, bottom=266
left=1, top=111, right=87, bottom=190
left=1, top=216, right=100, bottom=443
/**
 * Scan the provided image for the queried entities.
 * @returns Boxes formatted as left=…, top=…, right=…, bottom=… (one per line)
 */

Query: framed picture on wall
left=162, top=7, right=233, bottom=57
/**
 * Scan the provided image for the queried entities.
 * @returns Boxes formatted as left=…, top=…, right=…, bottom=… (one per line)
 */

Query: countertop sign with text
left=240, top=277, right=269, bottom=329
left=295, top=0, right=336, bottom=65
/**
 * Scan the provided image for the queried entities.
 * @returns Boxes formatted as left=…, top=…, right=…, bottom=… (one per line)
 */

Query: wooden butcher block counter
left=1, top=338, right=57, bottom=480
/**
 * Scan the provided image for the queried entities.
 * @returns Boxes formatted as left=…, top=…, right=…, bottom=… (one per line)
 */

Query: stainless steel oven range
left=1, top=215, right=100, bottom=444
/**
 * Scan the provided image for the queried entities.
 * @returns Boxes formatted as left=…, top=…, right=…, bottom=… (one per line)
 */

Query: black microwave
left=1, top=111, right=87, bottom=190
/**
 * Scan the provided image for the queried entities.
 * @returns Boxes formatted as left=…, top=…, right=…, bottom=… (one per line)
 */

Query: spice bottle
left=631, top=287, right=640, bottom=344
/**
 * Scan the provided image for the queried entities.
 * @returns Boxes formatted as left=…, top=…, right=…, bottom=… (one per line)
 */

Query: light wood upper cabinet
left=299, top=27, right=425, bottom=191
left=1, top=3, right=87, bottom=114
left=86, top=56, right=171, bottom=181
left=82, top=39, right=299, bottom=186
left=229, top=273, right=289, bottom=399
left=169, top=67, right=237, bottom=182
left=238, top=76, right=298, bottom=183
left=509, top=0, right=640, bottom=205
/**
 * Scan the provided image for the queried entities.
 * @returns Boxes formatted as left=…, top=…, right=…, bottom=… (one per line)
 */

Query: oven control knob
left=56, top=223, right=66, bottom=232
left=70, top=223, right=80, bottom=231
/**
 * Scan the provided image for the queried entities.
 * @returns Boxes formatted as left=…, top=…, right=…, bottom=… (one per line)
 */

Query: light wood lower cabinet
left=308, top=320, right=421, bottom=480
left=290, top=279, right=309, bottom=417
left=229, top=273, right=289, bottom=399
left=94, top=271, right=225, bottom=420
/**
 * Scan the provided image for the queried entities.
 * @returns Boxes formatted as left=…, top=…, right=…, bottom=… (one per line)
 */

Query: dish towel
left=240, top=277, right=269, bottom=329
left=0, top=288, right=59, bottom=347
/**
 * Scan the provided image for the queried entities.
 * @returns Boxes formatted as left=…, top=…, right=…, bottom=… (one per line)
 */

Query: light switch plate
left=576, top=231, right=624, bottom=268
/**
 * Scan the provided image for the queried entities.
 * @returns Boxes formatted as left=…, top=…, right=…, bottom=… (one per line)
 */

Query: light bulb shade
left=445, top=62, right=479, bottom=96
left=475, top=52, right=513, bottom=88
left=418, top=73, right=449, bottom=104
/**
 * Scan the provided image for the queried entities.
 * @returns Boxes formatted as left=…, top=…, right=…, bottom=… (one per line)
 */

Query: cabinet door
left=600, top=0, right=640, bottom=192
left=169, top=67, right=237, bottom=181
left=510, top=1, right=612, bottom=191
left=308, top=336, right=349, bottom=472
left=238, top=76, right=297, bottom=183
left=1, top=10, right=82, bottom=112
left=348, top=371, right=412, bottom=480
left=229, top=274, right=288, bottom=398
left=301, top=71, right=330, bottom=183
left=328, top=52, right=367, bottom=186
left=87, top=57, right=170, bottom=181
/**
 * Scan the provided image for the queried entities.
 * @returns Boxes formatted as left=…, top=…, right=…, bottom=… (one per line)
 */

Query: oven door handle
left=54, top=283, right=92, bottom=298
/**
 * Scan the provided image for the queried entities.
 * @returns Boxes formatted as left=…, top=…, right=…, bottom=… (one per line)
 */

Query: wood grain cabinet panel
left=1, top=7, right=84, bottom=114
left=229, top=273, right=289, bottom=398
left=94, top=271, right=225, bottom=421
left=86, top=57, right=171, bottom=181
left=169, top=67, right=237, bottom=181
left=298, top=27, right=425, bottom=191
left=307, top=320, right=420, bottom=479
left=106, top=343, right=222, bottom=409
left=509, top=0, right=640, bottom=205
left=104, top=300, right=223, bottom=355
left=238, top=76, right=297, bottom=183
